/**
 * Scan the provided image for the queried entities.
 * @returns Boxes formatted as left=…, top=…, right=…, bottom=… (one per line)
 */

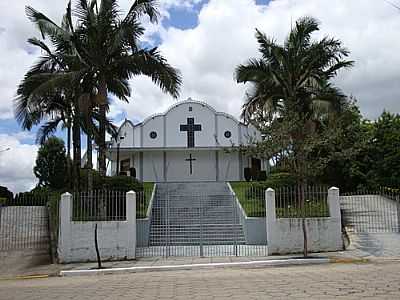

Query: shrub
left=258, top=171, right=267, bottom=181
left=76, top=169, right=143, bottom=192
left=266, top=172, right=297, bottom=188
left=0, top=186, right=13, bottom=202
left=102, top=176, right=143, bottom=192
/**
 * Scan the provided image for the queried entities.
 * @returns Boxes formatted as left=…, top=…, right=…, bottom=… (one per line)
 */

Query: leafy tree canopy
left=34, top=136, right=68, bottom=190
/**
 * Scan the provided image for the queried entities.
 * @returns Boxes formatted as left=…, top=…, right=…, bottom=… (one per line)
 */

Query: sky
left=0, top=0, right=400, bottom=193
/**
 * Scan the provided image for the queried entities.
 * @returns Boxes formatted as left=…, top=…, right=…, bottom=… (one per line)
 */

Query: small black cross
left=180, top=118, right=202, bottom=148
left=185, top=153, right=196, bottom=175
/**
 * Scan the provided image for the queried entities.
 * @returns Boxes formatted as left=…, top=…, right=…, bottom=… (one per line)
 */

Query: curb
left=0, top=274, right=50, bottom=281
left=60, top=258, right=331, bottom=277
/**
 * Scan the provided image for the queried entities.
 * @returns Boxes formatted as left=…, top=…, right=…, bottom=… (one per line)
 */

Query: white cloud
left=1, top=0, right=400, bottom=190
left=0, top=133, right=38, bottom=193
left=118, top=0, right=400, bottom=121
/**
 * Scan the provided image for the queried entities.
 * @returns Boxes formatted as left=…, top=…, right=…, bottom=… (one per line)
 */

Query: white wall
left=165, top=102, right=216, bottom=147
left=218, top=150, right=240, bottom=181
left=142, top=116, right=164, bottom=147
left=114, top=121, right=134, bottom=148
left=117, top=100, right=258, bottom=149
left=143, top=151, right=164, bottom=182
left=217, top=114, right=239, bottom=146
left=266, top=188, right=343, bottom=255
left=58, top=192, right=136, bottom=263
left=166, top=150, right=216, bottom=182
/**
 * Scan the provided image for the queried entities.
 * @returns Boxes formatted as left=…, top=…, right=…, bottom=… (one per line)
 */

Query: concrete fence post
left=265, top=188, right=276, bottom=255
left=328, top=187, right=340, bottom=219
left=58, top=192, right=72, bottom=262
left=126, top=191, right=136, bottom=259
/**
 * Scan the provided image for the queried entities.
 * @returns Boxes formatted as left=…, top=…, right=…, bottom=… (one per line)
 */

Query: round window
left=224, top=131, right=232, bottom=138
left=149, top=131, right=157, bottom=139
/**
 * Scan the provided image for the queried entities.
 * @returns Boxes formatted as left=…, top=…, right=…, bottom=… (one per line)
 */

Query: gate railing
left=340, top=189, right=400, bottom=233
left=0, top=193, right=51, bottom=251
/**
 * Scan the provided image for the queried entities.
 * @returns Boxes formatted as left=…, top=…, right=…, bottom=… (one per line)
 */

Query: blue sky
left=0, top=0, right=272, bottom=150
left=1, top=0, right=400, bottom=192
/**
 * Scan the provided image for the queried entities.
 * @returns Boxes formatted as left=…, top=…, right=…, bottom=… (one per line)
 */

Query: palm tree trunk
left=67, top=125, right=72, bottom=189
left=72, top=113, right=81, bottom=192
left=98, top=79, right=107, bottom=178
left=87, top=133, right=93, bottom=191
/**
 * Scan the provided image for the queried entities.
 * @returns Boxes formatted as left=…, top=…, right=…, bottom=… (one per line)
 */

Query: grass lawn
left=230, top=182, right=265, bottom=217
left=137, top=182, right=155, bottom=219
left=230, top=182, right=329, bottom=218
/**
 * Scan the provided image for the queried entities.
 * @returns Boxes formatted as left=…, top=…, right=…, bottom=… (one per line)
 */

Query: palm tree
left=236, top=17, right=353, bottom=174
left=16, top=3, right=96, bottom=189
left=68, top=0, right=182, bottom=176
left=24, top=0, right=182, bottom=177
left=235, top=17, right=353, bottom=257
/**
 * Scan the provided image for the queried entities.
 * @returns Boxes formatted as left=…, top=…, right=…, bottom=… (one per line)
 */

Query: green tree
left=370, top=112, right=400, bottom=188
left=72, top=0, right=182, bottom=176
left=34, top=137, right=68, bottom=190
left=235, top=17, right=353, bottom=184
left=235, top=17, right=353, bottom=257
left=19, top=0, right=182, bottom=179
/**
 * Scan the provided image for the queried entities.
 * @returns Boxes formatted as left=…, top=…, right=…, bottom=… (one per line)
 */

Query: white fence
left=266, top=187, right=342, bottom=254
left=57, top=192, right=136, bottom=263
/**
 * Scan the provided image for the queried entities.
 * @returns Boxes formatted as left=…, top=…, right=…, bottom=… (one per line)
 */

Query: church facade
left=107, top=99, right=265, bottom=182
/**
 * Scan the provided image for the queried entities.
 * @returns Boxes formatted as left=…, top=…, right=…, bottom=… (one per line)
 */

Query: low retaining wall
left=227, top=183, right=267, bottom=245
left=57, top=192, right=136, bottom=263
left=266, top=188, right=342, bottom=255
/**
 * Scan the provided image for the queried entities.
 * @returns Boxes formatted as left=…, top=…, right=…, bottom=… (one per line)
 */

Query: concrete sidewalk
left=59, top=249, right=372, bottom=277
left=2, top=247, right=398, bottom=279
left=0, top=249, right=60, bottom=279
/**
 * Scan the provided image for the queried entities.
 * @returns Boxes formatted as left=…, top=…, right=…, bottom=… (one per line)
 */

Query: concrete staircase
left=149, top=182, right=246, bottom=246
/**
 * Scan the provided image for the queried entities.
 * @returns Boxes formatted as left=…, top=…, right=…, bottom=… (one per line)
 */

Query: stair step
left=148, top=182, right=246, bottom=247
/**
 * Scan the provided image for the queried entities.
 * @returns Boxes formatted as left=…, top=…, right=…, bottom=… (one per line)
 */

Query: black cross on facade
left=185, top=153, right=196, bottom=175
left=180, top=118, right=202, bottom=148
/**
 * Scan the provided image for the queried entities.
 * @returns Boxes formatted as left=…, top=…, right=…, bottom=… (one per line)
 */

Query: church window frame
left=224, top=130, right=232, bottom=138
left=149, top=131, right=157, bottom=139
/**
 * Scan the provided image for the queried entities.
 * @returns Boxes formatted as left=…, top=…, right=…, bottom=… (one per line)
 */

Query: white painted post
left=58, top=192, right=72, bottom=263
left=126, top=191, right=136, bottom=259
left=328, top=187, right=340, bottom=219
left=266, top=188, right=276, bottom=254
left=327, top=187, right=343, bottom=250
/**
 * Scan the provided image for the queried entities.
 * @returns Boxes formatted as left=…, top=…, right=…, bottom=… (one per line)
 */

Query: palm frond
left=117, top=48, right=182, bottom=98
left=124, top=0, right=159, bottom=24
left=36, top=118, right=63, bottom=144
left=25, top=6, right=71, bottom=41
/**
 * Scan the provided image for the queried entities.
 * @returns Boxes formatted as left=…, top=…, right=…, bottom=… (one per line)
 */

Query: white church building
left=107, top=99, right=265, bottom=182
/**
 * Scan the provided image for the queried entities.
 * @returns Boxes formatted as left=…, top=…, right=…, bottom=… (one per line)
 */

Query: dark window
left=224, top=131, right=232, bottom=138
left=149, top=131, right=157, bottom=139
left=189, top=106, right=193, bottom=111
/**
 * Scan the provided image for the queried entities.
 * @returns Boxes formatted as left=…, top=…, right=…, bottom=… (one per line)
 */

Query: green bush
left=0, top=186, right=13, bottom=202
left=102, top=176, right=143, bottom=192
left=14, top=187, right=60, bottom=206
left=258, top=171, right=267, bottom=181
left=250, top=172, right=297, bottom=190
left=76, top=169, right=144, bottom=192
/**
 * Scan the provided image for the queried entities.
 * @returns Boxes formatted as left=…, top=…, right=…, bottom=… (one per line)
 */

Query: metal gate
left=136, top=186, right=268, bottom=257
left=0, top=196, right=50, bottom=251
left=340, top=191, right=400, bottom=233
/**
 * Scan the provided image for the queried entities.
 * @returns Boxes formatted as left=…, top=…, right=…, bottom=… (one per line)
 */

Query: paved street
left=1, top=262, right=400, bottom=299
